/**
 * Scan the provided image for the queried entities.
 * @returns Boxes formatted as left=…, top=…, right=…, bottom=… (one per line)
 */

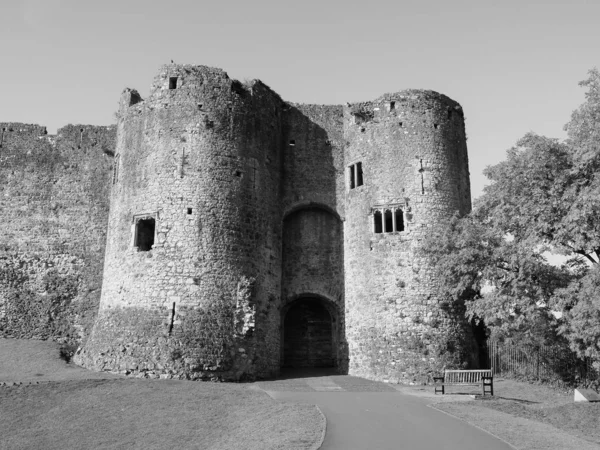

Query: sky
left=1, top=0, right=599, bottom=199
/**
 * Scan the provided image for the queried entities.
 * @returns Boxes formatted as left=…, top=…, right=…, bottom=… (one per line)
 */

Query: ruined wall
left=343, top=91, right=477, bottom=383
left=0, top=122, right=115, bottom=352
left=76, top=66, right=285, bottom=380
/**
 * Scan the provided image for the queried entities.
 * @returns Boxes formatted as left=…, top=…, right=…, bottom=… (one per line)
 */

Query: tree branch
left=563, top=242, right=598, bottom=264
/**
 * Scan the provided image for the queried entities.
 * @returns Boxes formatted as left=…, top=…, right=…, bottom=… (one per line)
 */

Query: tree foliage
left=422, top=69, right=600, bottom=363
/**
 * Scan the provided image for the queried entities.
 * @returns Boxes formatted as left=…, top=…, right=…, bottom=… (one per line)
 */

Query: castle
left=1, top=64, right=477, bottom=382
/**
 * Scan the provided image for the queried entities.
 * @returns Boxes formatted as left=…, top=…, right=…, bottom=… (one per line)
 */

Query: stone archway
left=282, top=297, right=335, bottom=368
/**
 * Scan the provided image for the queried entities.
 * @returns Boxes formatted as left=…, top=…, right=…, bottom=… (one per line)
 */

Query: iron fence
left=485, top=340, right=598, bottom=385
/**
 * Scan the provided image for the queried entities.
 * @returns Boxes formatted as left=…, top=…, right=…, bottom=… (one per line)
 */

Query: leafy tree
left=422, top=69, right=600, bottom=364
left=422, top=212, right=571, bottom=346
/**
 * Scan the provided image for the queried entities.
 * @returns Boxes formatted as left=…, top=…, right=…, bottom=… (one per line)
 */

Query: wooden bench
left=433, top=369, right=493, bottom=396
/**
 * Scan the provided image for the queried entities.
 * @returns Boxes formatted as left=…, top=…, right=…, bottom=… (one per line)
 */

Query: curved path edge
left=427, top=404, right=518, bottom=450
left=432, top=401, right=600, bottom=450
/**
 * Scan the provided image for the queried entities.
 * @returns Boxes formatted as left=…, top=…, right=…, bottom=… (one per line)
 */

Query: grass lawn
left=0, top=339, right=324, bottom=450
left=430, top=379, right=600, bottom=447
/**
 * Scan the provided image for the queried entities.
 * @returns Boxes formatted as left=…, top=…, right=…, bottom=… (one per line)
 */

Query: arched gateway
left=282, top=297, right=337, bottom=368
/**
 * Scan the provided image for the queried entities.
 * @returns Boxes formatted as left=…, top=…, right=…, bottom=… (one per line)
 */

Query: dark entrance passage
left=283, top=298, right=334, bottom=368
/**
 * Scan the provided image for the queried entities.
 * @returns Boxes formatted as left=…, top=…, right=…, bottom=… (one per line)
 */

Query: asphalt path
left=261, top=375, right=513, bottom=450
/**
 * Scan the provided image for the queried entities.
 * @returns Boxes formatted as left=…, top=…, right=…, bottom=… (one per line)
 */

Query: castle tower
left=76, top=65, right=285, bottom=380
left=343, top=91, right=477, bottom=382
left=76, top=64, right=476, bottom=382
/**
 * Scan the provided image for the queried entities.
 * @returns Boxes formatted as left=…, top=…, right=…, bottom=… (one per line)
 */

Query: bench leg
left=482, top=381, right=493, bottom=396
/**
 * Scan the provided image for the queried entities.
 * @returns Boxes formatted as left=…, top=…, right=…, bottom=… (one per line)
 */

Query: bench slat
left=443, top=369, right=492, bottom=384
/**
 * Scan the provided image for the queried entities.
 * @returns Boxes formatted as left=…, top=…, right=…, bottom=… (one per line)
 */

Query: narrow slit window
left=374, top=211, right=383, bottom=234
left=169, top=77, right=178, bottom=89
left=384, top=210, right=393, bottom=233
left=389, top=101, right=396, bottom=111
left=356, top=162, right=363, bottom=187
left=112, top=154, right=120, bottom=185
left=135, top=218, right=155, bottom=251
left=448, top=109, right=452, bottom=120
left=395, top=209, right=404, bottom=232
left=349, top=165, right=355, bottom=189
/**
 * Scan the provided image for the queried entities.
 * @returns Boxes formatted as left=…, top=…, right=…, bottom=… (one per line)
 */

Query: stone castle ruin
left=1, top=64, right=477, bottom=382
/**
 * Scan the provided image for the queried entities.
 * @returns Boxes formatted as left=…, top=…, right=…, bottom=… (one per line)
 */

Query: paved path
left=257, top=373, right=513, bottom=450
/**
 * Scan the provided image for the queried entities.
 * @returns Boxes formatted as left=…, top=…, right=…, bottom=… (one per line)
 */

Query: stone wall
left=2, top=64, right=476, bottom=383
left=343, top=91, right=477, bottom=383
left=76, top=66, right=286, bottom=380
left=0, top=122, right=115, bottom=352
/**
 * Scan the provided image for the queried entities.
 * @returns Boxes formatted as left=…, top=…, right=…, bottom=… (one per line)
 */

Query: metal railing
left=485, top=340, right=598, bottom=384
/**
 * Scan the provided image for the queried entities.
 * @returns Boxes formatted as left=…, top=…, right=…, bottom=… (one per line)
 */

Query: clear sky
left=1, top=0, right=598, bottom=198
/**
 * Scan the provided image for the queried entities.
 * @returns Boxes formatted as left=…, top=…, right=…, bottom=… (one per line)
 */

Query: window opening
left=448, top=109, right=452, bottom=120
left=419, top=159, right=425, bottom=194
left=373, top=207, right=405, bottom=234
left=168, top=302, right=176, bottom=336
left=135, top=218, right=155, bottom=251
left=356, top=162, right=363, bottom=187
left=289, top=140, right=295, bottom=146
left=180, top=148, right=185, bottom=178
left=389, top=101, right=396, bottom=111
left=384, top=210, right=393, bottom=233
left=169, top=77, right=178, bottom=89
left=434, top=123, right=439, bottom=129
left=349, top=162, right=364, bottom=189
left=395, top=209, right=404, bottom=232
left=112, top=154, right=120, bottom=185
left=399, top=122, right=403, bottom=127
left=374, top=211, right=383, bottom=233
left=187, top=208, right=193, bottom=214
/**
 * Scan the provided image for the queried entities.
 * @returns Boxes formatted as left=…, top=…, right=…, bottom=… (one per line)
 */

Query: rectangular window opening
left=356, top=162, right=363, bottom=186
left=349, top=165, right=355, bottom=189
left=169, top=77, right=178, bottom=90
left=390, top=101, right=396, bottom=111
left=374, top=211, right=383, bottom=234
left=187, top=208, right=193, bottom=215
left=289, top=140, right=295, bottom=146
left=395, top=209, right=405, bottom=232
left=384, top=210, right=393, bottom=233
left=135, top=218, right=155, bottom=251
left=448, top=109, right=452, bottom=120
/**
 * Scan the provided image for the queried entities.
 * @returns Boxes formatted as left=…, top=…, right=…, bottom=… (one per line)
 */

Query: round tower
left=76, top=65, right=284, bottom=380
left=343, top=90, right=477, bottom=383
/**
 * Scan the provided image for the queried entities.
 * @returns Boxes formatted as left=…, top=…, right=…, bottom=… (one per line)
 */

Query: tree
left=422, top=69, right=600, bottom=364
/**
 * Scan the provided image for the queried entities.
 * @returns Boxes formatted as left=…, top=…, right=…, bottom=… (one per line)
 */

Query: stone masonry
left=1, top=64, right=477, bottom=382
